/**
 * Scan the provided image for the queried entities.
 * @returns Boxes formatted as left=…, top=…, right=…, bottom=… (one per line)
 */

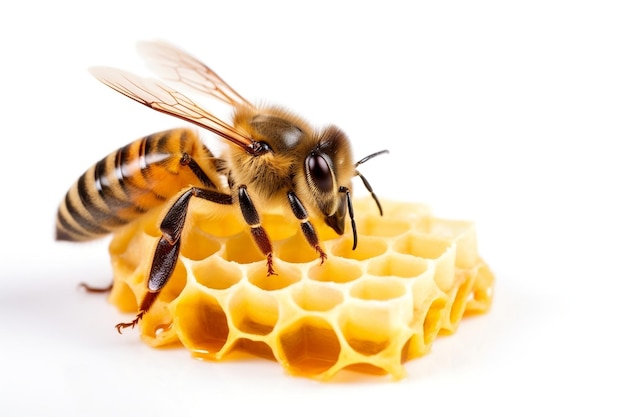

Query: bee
left=56, top=41, right=388, bottom=332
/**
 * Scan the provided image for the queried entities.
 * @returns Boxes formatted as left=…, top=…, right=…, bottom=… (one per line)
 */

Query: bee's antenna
left=355, top=149, right=389, bottom=167
left=354, top=149, right=388, bottom=216
left=356, top=171, right=383, bottom=216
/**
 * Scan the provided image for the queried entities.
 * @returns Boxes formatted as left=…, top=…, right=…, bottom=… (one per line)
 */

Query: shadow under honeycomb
left=108, top=199, right=494, bottom=380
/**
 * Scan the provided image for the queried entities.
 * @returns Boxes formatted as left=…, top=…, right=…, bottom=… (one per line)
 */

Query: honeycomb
left=107, top=198, right=494, bottom=379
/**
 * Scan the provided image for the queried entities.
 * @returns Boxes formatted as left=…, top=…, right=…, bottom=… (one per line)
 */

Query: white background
left=1, top=1, right=624, bottom=415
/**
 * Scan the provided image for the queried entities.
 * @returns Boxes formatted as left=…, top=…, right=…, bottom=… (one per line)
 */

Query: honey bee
left=56, top=41, right=388, bottom=332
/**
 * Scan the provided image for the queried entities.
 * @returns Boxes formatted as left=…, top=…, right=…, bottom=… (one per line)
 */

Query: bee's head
left=302, top=125, right=354, bottom=236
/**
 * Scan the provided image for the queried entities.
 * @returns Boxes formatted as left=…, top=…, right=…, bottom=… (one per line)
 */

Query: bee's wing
left=89, top=66, right=254, bottom=152
left=137, top=40, right=252, bottom=108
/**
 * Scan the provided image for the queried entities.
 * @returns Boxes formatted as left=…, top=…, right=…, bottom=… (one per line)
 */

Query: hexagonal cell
left=367, top=253, right=429, bottom=278
left=291, top=281, right=344, bottom=312
left=393, top=233, right=451, bottom=260
left=278, top=317, right=341, bottom=375
left=338, top=302, right=404, bottom=356
left=394, top=234, right=455, bottom=290
left=274, top=231, right=319, bottom=263
left=228, top=285, right=279, bottom=336
left=247, top=261, right=302, bottom=291
left=191, top=256, right=243, bottom=290
left=174, top=289, right=229, bottom=357
left=357, top=216, right=411, bottom=237
left=180, top=228, right=221, bottom=261
left=222, top=232, right=265, bottom=264
left=350, top=277, right=407, bottom=301
left=308, top=257, right=363, bottom=284
left=331, top=236, right=388, bottom=261
left=425, top=218, right=478, bottom=268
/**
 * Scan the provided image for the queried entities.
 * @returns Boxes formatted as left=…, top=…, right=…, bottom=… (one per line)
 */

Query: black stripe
left=143, top=132, right=162, bottom=165
left=64, top=192, right=110, bottom=235
left=116, top=144, right=131, bottom=185
left=56, top=227, right=81, bottom=241
left=155, top=130, right=171, bottom=155
left=137, top=137, right=156, bottom=184
left=114, top=148, right=125, bottom=184
left=78, top=174, right=127, bottom=227
left=94, top=159, right=132, bottom=212
left=106, top=149, right=146, bottom=214
left=115, top=145, right=148, bottom=215
left=57, top=210, right=91, bottom=241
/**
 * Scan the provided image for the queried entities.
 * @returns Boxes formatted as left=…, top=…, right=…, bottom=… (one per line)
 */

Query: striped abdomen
left=56, top=128, right=221, bottom=241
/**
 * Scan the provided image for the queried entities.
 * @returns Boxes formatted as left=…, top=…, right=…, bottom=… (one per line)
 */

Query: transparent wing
left=89, top=66, right=254, bottom=151
left=137, top=40, right=252, bottom=108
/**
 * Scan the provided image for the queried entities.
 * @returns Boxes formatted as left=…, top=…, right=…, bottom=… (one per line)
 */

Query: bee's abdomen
left=56, top=128, right=217, bottom=241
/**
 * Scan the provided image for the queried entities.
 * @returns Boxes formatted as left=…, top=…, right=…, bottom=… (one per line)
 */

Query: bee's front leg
left=287, top=191, right=327, bottom=264
left=238, top=185, right=276, bottom=276
left=115, top=187, right=232, bottom=333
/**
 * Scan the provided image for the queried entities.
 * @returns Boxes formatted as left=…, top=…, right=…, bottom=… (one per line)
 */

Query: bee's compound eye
left=307, top=153, right=333, bottom=193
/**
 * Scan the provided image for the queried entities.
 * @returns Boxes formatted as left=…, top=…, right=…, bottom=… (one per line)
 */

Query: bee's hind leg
left=115, top=187, right=233, bottom=333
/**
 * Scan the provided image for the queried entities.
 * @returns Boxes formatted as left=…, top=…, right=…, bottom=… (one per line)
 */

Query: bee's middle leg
left=287, top=191, right=327, bottom=264
left=238, top=185, right=276, bottom=276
